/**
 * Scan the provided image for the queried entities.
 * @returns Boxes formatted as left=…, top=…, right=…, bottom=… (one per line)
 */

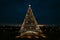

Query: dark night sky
left=0, top=0, right=60, bottom=24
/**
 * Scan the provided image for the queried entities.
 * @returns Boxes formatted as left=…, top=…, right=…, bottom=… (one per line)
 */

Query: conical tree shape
left=20, top=5, right=39, bottom=31
left=16, top=5, right=46, bottom=38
